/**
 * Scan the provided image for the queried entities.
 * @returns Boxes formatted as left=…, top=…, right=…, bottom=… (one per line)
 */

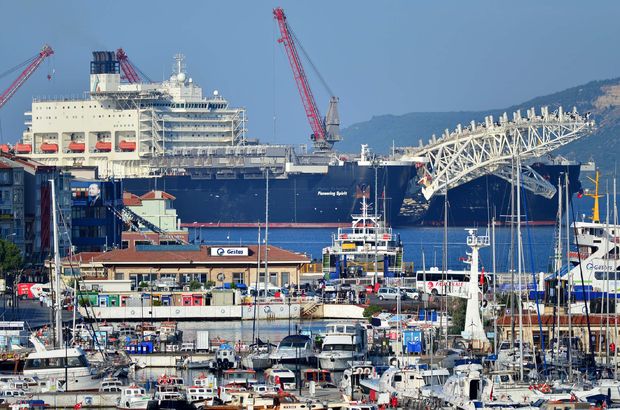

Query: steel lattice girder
left=405, top=106, right=595, bottom=200
left=493, top=165, right=557, bottom=199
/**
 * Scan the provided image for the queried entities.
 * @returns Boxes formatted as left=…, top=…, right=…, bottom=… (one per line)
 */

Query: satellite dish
left=213, top=90, right=219, bottom=96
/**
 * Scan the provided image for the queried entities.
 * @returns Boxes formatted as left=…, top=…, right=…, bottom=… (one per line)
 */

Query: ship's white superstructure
left=20, top=52, right=246, bottom=178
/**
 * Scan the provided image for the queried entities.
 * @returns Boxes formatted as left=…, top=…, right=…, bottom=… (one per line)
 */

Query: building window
left=232, top=272, right=244, bottom=285
left=269, top=272, right=278, bottom=286
left=281, top=272, right=290, bottom=287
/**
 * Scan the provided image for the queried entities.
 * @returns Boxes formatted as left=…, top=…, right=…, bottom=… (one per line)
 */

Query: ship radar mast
left=172, top=53, right=187, bottom=82
left=584, top=169, right=601, bottom=223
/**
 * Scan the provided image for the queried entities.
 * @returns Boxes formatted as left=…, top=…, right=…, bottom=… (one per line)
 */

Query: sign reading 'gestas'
left=210, top=247, right=249, bottom=257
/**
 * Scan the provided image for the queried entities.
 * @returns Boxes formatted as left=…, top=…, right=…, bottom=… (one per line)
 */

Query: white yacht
left=22, top=337, right=100, bottom=392
left=317, top=323, right=367, bottom=371
left=360, top=364, right=449, bottom=401
left=268, top=334, right=316, bottom=368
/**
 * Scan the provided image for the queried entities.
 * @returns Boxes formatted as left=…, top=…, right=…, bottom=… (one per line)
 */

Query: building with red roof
left=58, top=243, right=310, bottom=290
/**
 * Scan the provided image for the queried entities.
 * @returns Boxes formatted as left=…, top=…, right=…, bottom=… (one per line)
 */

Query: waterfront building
left=497, top=313, right=617, bottom=356
left=58, top=244, right=309, bottom=290
left=0, top=153, right=71, bottom=263
left=123, top=190, right=184, bottom=233
left=70, top=178, right=123, bottom=253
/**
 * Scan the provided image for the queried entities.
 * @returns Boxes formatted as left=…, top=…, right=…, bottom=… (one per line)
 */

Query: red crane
left=116, top=48, right=151, bottom=84
left=0, top=44, right=54, bottom=110
left=116, top=48, right=140, bottom=84
left=273, top=7, right=340, bottom=150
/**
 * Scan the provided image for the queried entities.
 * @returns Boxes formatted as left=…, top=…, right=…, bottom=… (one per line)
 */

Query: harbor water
left=190, top=226, right=560, bottom=273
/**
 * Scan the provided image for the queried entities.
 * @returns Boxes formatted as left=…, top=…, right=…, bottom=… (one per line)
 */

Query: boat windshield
left=25, top=354, right=89, bottom=369
left=423, top=375, right=447, bottom=385
left=323, top=344, right=355, bottom=351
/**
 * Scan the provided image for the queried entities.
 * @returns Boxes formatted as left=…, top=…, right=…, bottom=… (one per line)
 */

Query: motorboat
left=360, top=364, right=449, bottom=401
left=117, top=385, right=150, bottom=409
left=264, top=367, right=297, bottom=390
left=159, top=321, right=182, bottom=343
left=268, top=334, right=316, bottom=368
left=316, top=322, right=367, bottom=371
left=214, top=344, right=238, bottom=369
left=99, top=377, right=123, bottom=392
left=341, top=362, right=377, bottom=398
left=22, top=337, right=100, bottom=392
left=222, top=369, right=257, bottom=387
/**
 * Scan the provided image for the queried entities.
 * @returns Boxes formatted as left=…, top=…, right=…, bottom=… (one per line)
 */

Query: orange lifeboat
left=119, top=140, right=136, bottom=152
left=0, top=144, right=10, bottom=153
left=40, top=143, right=58, bottom=153
left=95, top=141, right=112, bottom=152
left=68, top=142, right=85, bottom=152
left=14, top=144, right=32, bottom=154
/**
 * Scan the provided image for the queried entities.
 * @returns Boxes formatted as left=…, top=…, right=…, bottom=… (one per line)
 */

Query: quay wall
left=82, top=303, right=303, bottom=321
left=322, top=304, right=365, bottom=319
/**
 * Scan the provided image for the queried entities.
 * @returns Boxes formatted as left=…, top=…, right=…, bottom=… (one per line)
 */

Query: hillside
left=340, top=77, right=620, bottom=178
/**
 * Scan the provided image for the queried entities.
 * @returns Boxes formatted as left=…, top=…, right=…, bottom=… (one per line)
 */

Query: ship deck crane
left=0, top=44, right=54, bottom=110
left=273, top=7, right=340, bottom=151
left=115, top=48, right=152, bottom=84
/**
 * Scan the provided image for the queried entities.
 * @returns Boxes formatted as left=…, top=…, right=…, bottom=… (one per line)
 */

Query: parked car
left=401, top=287, right=420, bottom=300
left=376, top=287, right=407, bottom=301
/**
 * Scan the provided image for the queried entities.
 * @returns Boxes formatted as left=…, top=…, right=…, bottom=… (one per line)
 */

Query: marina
left=1, top=2, right=620, bottom=409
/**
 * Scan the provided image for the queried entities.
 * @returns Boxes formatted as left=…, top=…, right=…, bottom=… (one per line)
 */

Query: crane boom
left=274, top=7, right=340, bottom=150
left=0, top=45, right=54, bottom=110
left=116, top=48, right=141, bottom=84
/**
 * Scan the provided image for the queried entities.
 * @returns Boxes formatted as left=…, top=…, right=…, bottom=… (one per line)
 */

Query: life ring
left=217, top=273, right=225, bottom=281
left=0, top=353, right=6, bottom=360
left=264, top=306, right=271, bottom=313
left=363, top=368, right=371, bottom=375
left=130, top=310, right=135, bottom=315
left=354, top=367, right=364, bottom=375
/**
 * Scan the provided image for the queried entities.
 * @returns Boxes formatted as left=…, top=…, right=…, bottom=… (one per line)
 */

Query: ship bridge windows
left=594, top=271, right=620, bottom=281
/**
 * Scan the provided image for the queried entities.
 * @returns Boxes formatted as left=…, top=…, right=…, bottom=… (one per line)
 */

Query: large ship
left=14, top=51, right=582, bottom=227
left=17, top=51, right=414, bottom=227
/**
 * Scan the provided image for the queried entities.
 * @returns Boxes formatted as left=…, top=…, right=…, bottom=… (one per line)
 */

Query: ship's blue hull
left=123, top=163, right=413, bottom=226
left=121, top=162, right=580, bottom=227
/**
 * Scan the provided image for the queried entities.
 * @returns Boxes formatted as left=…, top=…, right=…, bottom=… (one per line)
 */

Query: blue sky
left=1, top=0, right=619, bottom=146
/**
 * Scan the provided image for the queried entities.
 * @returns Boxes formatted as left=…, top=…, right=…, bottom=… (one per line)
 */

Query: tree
left=448, top=297, right=467, bottom=335
left=0, top=238, right=22, bottom=276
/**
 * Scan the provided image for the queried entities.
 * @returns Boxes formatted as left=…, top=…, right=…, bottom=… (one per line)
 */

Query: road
left=0, top=295, right=74, bottom=328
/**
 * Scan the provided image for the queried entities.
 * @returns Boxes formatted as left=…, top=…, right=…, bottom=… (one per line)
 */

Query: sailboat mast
left=264, top=169, right=269, bottom=302
left=492, top=217, right=497, bottom=357
left=252, top=223, right=261, bottom=341
left=516, top=158, right=524, bottom=381
left=443, top=175, right=448, bottom=349
left=615, top=174, right=618, bottom=373
left=556, top=177, right=562, bottom=365
left=51, top=178, right=63, bottom=348
left=565, top=172, right=572, bottom=379
left=605, top=183, right=610, bottom=364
